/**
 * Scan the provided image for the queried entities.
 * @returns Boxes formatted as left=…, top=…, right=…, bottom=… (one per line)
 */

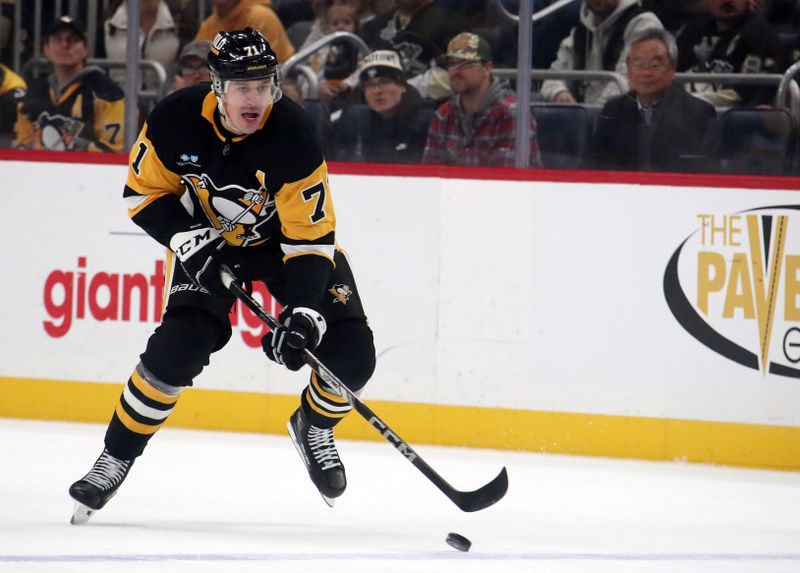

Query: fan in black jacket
left=590, top=27, right=718, bottom=172
left=334, top=49, right=435, bottom=164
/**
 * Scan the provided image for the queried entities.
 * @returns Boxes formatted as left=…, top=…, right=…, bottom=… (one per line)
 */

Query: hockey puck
left=445, top=532, right=471, bottom=552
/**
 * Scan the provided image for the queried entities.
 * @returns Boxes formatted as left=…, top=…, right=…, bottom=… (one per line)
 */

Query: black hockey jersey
left=123, top=84, right=336, bottom=309
left=0, top=64, right=26, bottom=135
left=676, top=14, right=783, bottom=107
left=15, top=66, right=124, bottom=152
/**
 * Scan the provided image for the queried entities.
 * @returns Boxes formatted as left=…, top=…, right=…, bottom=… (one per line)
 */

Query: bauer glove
left=262, top=307, right=326, bottom=371
left=170, top=225, right=228, bottom=296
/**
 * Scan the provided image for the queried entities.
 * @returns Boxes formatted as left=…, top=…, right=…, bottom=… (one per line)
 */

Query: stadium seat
left=530, top=103, right=593, bottom=169
left=716, top=108, right=796, bottom=175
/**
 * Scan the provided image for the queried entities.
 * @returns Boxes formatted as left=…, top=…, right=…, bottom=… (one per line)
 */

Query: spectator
left=300, top=0, right=369, bottom=49
left=676, top=0, right=784, bottom=108
left=590, top=27, right=718, bottom=172
left=314, top=3, right=362, bottom=104
left=103, top=0, right=181, bottom=89
left=15, top=17, right=125, bottom=152
left=423, top=32, right=542, bottom=167
left=360, top=0, right=469, bottom=101
left=169, top=39, right=212, bottom=92
left=541, top=0, right=663, bottom=105
left=0, top=63, right=26, bottom=144
left=195, top=0, right=295, bottom=63
left=333, top=49, right=434, bottom=162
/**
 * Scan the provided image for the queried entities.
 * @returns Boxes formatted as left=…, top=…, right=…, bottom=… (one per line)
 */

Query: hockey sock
left=301, top=371, right=352, bottom=428
left=104, top=362, right=182, bottom=459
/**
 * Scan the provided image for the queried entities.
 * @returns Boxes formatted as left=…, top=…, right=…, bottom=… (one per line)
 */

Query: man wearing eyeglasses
left=170, top=40, right=212, bottom=93
left=590, top=27, right=717, bottom=172
left=422, top=32, right=542, bottom=167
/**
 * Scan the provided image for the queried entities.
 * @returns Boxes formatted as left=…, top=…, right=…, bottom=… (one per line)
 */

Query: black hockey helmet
left=207, top=28, right=280, bottom=86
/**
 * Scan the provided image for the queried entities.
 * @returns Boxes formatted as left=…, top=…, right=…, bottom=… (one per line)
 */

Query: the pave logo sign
left=664, top=206, right=800, bottom=378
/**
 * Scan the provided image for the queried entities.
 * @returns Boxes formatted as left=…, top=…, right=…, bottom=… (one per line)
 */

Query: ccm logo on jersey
left=169, top=227, right=222, bottom=260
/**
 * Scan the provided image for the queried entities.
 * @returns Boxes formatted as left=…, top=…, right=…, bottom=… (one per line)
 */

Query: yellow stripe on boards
left=1, top=376, right=799, bottom=471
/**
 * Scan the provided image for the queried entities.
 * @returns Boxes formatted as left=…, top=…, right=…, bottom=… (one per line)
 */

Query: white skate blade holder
left=70, top=502, right=95, bottom=525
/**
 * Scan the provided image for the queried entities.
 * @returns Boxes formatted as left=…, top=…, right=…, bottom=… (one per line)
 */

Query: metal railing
left=495, top=68, right=629, bottom=94
left=493, top=0, right=577, bottom=23
left=495, top=69, right=799, bottom=111
left=21, top=57, right=168, bottom=104
left=280, top=31, right=371, bottom=100
left=281, top=31, right=371, bottom=78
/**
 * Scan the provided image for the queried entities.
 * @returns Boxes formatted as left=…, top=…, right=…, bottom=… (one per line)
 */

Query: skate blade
left=70, top=502, right=95, bottom=525
left=287, top=420, right=335, bottom=509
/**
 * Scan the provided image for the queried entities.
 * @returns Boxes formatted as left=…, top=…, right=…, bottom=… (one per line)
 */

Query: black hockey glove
left=170, top=225, right=228, bottom=296
left=262, top=307, right=327, bottom=371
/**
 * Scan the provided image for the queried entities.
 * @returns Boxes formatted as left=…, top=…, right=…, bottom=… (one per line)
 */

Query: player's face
left=220, top=78, right=280, bottom=134
left=362, top=75, right=405, bottom=117
left=627, top=39, right=675, bottom=103
left=43, top=30, right=88, bottom=68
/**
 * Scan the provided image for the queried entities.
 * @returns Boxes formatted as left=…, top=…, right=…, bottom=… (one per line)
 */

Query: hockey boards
left=219, top=265, right=508, bottom=512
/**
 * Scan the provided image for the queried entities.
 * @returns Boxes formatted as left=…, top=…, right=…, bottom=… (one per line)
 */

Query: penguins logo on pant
left=329, top=284, right=352, bottom=304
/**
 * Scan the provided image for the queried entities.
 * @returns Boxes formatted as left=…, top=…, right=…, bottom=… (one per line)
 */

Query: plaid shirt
left=422, top=92, right=542, bottom=168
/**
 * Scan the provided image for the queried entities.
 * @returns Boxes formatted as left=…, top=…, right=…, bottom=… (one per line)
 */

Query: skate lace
left=307, top=426, right=342, bottom=470
left=82, top=450, right=131, bottom=491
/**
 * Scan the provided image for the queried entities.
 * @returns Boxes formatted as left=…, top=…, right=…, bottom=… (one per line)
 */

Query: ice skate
left=68, top=449, right=133, bottom=524
left=287, top=408, right=346, bottom=507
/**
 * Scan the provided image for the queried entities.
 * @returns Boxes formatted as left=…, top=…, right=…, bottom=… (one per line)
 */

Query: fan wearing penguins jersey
left=67, top=28, right=376, bottom=523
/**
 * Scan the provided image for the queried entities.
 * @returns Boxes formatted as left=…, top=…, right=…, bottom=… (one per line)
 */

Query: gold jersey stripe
left=282, top=250, right=335, bottom=265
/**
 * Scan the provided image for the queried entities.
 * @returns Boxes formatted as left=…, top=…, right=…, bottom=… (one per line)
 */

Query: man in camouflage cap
left=423, top=32, right=542, bottom=167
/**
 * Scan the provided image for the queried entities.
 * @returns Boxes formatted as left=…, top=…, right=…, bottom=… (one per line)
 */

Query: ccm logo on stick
left=368, top=416, right=417, bottom=461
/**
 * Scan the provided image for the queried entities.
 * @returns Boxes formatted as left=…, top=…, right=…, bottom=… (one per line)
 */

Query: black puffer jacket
left=333, top=85, right=435, bottom=164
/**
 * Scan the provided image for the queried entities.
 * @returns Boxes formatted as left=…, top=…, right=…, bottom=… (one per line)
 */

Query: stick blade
left=454, top=467, right=509, bottom=512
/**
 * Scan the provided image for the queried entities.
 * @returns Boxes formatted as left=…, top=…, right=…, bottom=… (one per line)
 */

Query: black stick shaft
left=220, top=265, right=508, bottom=512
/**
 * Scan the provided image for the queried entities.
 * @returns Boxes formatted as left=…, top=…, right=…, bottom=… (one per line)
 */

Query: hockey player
left=15, top=16, right=124, bottom=152
left=68, top=27, right=376, bottom=523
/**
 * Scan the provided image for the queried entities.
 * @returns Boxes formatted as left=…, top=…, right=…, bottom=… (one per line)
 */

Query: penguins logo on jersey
left=182, top=173, right=277, bottom=247
left=329, top=284, right=352, bottom=304
left=34, top=111, right=85, bottom=150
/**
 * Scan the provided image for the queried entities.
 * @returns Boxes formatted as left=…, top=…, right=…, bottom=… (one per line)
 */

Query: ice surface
left=1, top=419, right=798, bottom=572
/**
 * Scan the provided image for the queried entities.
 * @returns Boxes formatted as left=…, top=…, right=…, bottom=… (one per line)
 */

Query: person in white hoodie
left=103, top=0, right=181, bottom=90
left=541, top=0, right=662, bottom=105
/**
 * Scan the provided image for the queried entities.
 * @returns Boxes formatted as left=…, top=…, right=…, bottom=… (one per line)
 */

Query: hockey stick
left=219, top=265, right=508, bottom=512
